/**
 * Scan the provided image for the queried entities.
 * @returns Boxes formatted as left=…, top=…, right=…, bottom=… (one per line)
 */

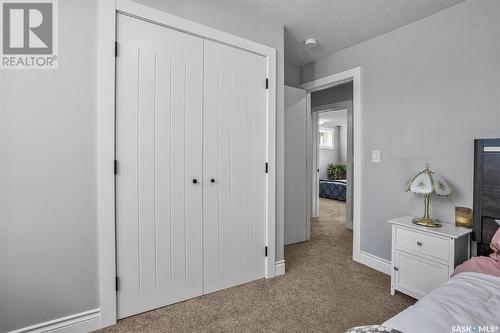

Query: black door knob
left=210, top=178, right=215, bottom=183
left=192, top=179, right=198, bottom=184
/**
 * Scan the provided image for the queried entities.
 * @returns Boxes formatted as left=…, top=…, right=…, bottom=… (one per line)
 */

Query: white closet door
left=115, top=14, right=203, bottom=318
left=203, top=40, right=268, bottom=293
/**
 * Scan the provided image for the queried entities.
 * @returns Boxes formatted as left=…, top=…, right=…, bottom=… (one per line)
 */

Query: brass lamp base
left=412, top=217, right=442, bottom=228
left=412, top=193, right=442, bottom=227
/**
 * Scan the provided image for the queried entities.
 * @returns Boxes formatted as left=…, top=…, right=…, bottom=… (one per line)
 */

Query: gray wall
left=133, top=0, right=286, bottom=262
left=318, top=127, right=340, bottom=179
left=339, top=125, right=348, bottom=164
left=0, top=1, right=99, bottom=332
left=302, top=0, right=500, bottom=260
left=285, top=62, right=301, bottom=87
left=311, top=82, right=353, bottom=108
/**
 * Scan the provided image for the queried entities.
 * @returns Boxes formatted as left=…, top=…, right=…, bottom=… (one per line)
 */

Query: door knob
left=192, top=179, right=198, bottom=184
left=210, top=178, right=215, bottom=183
left=417, top=241, right=423, bottom=246
left=394, top=267, right=399, bottom=271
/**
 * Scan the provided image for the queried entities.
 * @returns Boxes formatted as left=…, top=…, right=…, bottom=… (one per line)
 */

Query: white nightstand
left=388, top=216, right=472, bottom=299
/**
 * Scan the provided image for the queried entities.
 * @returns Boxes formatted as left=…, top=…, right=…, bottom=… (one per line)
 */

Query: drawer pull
left=417, top=241, right=423, bottom=246
left=394, top=266, right=399, bottom=271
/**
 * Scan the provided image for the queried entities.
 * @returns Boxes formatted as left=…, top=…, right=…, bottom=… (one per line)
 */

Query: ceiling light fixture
left=304, top=38, right=318, bottom=49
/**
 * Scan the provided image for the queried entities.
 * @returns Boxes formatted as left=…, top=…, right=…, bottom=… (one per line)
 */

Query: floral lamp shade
left=405, top=163, right=452, bottom=227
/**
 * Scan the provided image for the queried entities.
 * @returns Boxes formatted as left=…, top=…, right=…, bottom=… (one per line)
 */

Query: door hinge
left=265, top=246, right=268, bottom=257
left=115, top=276, right=120, bottom=291
left=114, top=160, right=118, bottom=174
left=115, top=41, right=118, bottom=58
left=265, top=162, right=268, bottom=173
left=265, top=78, right=269, bottom=89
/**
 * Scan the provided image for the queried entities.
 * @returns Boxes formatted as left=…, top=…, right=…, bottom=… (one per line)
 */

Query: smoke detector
left=304, top=38, right=318, bottom=49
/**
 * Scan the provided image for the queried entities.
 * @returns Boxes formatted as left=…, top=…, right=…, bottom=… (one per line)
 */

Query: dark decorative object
left=328, top=163, right=346, bottom=180
left=473, top=138, right=500, bottom=256
left=319, top=180, right=346, bottom=201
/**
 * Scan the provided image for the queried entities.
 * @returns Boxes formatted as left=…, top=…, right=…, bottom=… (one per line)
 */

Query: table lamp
left=405, top=163, right=452, bottom=227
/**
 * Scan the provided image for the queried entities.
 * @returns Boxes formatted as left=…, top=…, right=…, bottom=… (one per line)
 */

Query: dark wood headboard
left=473, top=138, right=500, bottom=256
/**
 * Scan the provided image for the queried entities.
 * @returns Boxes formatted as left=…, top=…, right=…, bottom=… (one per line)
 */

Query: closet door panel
left=116, top=14, right=203, bottom=318
left=203, top=39, right=268, bottom=293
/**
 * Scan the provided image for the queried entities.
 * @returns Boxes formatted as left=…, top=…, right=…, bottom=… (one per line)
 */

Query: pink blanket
left=452, top=228, right=500, bottom=278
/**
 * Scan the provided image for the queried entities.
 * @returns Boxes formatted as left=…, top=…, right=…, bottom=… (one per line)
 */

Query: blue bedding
left=319, top=179, right=346, bottom=201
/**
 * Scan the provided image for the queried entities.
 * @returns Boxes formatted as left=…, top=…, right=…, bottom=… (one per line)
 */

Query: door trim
left=312, top=102, right=353, bottom=230
left=311, top=111, right=318, bottom=220
left=97, top=0, right=277, bottom=328
left=300, top=67, right=362, bottom=268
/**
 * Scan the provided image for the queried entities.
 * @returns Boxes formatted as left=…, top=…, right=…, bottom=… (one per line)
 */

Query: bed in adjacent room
left=319, top=179, right=346, bottom=201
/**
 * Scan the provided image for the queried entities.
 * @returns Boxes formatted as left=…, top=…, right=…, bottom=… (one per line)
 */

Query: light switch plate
left=372, top=150, right=381, bottom=163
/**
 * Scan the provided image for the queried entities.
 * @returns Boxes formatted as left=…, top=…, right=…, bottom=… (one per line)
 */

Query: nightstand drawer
left=395, top=227, right=448, bottom=260
left=394, top=251, right=449, bottom=298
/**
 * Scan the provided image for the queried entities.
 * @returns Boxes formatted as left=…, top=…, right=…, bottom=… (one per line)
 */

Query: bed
left=348, top=226, right=500, bottom=333
left=473, top=138, right=500, bottom=257
left=382, top=271, right=500, bottom=332
left=319, top=179, right=346, bottom=201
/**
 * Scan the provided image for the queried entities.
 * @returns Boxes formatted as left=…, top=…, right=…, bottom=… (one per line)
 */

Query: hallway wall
left=318, top=126, right=340, bottom=179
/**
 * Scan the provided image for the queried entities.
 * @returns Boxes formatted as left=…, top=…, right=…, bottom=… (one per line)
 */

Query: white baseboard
left=8, top=309, right=100, bottom=333
left=275, top=260, right=286, bottom=276
left=358, top=251, right=391, bottom=275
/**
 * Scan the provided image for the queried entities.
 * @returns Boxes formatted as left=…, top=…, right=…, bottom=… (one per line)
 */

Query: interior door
left=203, top=39, right=267, bottom=293
left=115, top=14, right=203, bottom=318
left=284, top=86, right=307, bottom=245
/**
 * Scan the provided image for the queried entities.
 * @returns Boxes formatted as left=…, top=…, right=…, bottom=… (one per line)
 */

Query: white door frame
left=300, top=67, right=362, bottom=266
left=312, top=102, right=353, bottom=230
left=97, top=0, right=277, bottom=327
left=311, top=111, right=319, bottom=220
left=311, top=106, right=350, bottom=220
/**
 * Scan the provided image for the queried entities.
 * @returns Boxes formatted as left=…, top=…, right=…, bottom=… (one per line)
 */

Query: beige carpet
left=96, top=198, right=414, bottom=333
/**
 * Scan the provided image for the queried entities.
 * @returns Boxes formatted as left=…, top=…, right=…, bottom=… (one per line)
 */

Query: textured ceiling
left=200, top=0, right=464, bottom=66
left=279, top=0, right=465, bottom=65
left=135, top=0, right=464, bottom=66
